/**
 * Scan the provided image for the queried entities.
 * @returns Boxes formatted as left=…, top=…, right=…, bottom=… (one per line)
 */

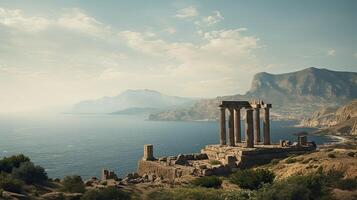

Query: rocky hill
left=70, top=89, right=195, bottom=114
left=299, top=100, right=357, bottom=136
left=149, top=67, right=357, bottom=121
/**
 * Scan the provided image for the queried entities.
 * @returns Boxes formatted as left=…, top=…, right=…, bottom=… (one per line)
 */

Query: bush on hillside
left=12, top=161, right=48, bottom=184
left=256, top=174, right=329, bottom=200
left=0, top=154, right=30, bottom=173
left=81, top=187, right=130, bottom=200
left=191, top=176, right=222, bottom=188
left=0, top=173, right=24, bottom=193
left=147, top=187, right=222, bottom=200
left=61, top=175, right=85, bottom=193
left=336, top=178, right=357, bottom=191
left=270, top=159, right=280, bottom=165
left=209, top=160, right=221, bottom=165
left=327, top=153, right=336, bottom=158
left=347, top=152, right=355, bottom=157
left=285, top=157, right=297, bottom=164
left=229, top=169, right=275, bottom=190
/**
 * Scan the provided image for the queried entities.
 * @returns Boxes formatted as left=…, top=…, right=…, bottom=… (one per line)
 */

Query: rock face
left=299, top=100, right=357, bottom=135
left=150, top=67, right=357, bottom=121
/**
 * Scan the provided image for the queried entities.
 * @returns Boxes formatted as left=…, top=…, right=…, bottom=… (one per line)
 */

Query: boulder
left=65, top=193, right=83, bottom=200
left=40, top=192, right=65, bottom=200
left=194, top=153, right=208, bottom=160
left=174, top=154, right=188, bottom=165
left=158, top=157, right=167, bottom=162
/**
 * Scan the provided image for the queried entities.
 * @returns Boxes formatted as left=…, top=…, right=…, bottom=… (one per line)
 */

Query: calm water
left=0, top=114, right=335, bottom=179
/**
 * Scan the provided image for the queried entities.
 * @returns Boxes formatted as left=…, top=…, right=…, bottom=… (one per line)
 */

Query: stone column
left=143, top=144, right=155, bottom=161
left=228, top=108, right=235, bottom=146
left=234, top=108, right=241, bottom=143
left=253, top=105, right=261, bottom=144
left=263, top=105, right=271, bottom=145
left=245, top=109, right=254, bottom=148
left=220, top=107, right=227, bottom=146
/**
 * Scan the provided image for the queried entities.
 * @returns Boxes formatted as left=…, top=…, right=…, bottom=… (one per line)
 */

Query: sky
left=0, top=0, right=356, bottom=113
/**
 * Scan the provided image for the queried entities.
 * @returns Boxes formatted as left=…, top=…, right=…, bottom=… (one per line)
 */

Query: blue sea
left=0, top=114, right=335, bottom=179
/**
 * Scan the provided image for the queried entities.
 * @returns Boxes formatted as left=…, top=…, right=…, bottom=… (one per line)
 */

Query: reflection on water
left=0, top=114, right=333, bottom=179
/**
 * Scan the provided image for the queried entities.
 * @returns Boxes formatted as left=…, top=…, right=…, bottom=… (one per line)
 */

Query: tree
left=0, top=154, right=30, bottom=173
left=12, top=162, right=48, bottom=184
left=62, top=175, right=85, bottom=193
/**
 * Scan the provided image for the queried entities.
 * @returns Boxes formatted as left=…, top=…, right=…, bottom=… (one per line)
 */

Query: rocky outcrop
left=299, top=100, right=357, bottom=135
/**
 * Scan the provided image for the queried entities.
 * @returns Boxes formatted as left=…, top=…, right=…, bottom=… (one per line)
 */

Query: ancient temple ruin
left=219, top=100, right=272, bottom=147
left=137, top=100, right=316, bottom=183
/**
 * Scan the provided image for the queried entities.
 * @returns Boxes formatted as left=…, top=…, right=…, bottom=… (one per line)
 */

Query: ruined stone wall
left=137, top=160, right=194, bottom=183
left=202, top=145, right=316, bottom=169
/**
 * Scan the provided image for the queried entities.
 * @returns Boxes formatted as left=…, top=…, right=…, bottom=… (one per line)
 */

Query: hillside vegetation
left=299, top=100, right=357, bottom=135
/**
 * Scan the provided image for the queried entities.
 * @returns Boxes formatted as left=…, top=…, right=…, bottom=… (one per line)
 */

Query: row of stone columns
left=219, top=103, right=271, bottom=148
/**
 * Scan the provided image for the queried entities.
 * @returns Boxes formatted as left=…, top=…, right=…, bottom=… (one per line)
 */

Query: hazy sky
left=0, top=0, right=356, bottom=113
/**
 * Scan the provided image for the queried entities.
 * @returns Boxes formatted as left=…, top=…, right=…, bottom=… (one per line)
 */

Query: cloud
left=0, top=7, right=110, bottom=37
left=202, top=11, right=224, bottom=26
left=165, top=27, right=176, bottom=34
left=195, top=11, right=224, bottom=27
left=327, top=49, right=336, bottom=56
left=119, top=28, right=260, bottom=96
left=0, top=6, right=262, bottom=112
left=354, top=52, right=357, bottom=58
left=0, top=7, right=50, bottom=32
left=174, top=6, right=198, bottom=19
left=57, top=8, right=111, bottom=37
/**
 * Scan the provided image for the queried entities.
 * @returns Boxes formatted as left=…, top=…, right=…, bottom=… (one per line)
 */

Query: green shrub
left=209, top=160, right=221, bottom=165
left=0, top=154, right=30, bottom=173
left=0, top=173, right=23, bottom=193
left=285, top=158, right=297, bottom=164
left=327, top=153, right=336, bottom=158
left=336, top=179, right=357, bottom=191
left=12, top=161, right=48, bottom=184
left=256, top=174, right=329, bottom=200
left=347, top=152, right=355, bottom=157
left=191, top=176, right=222, bottom=188
left=301, top=158, right=313, bottom=164
left=270, top=159, right=280, bottom=165
left=62, top=175, right=85, bottom=193
left=222, top=190, right=256, bottom=200
left=81, top=187, right=130, bottom=200
left=229, top=169, right=275, bottom=190
left=147, top=187, right=222, bottom=200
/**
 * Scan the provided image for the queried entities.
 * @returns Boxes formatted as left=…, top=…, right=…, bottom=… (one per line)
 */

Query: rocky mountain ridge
left=149, top=67, right=357, bottom=121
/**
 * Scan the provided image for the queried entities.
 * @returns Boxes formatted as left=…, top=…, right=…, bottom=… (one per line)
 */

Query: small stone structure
left=102, top=169, right=118, bottom=180
left=143, top=144, right=155, bottom=161
left=137, top=100, right=316, bottom=183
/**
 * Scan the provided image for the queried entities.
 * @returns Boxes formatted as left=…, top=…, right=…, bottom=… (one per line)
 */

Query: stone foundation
left=201, top=143, right=316, bottom=168
left=137, top=142, right=316, bottom=182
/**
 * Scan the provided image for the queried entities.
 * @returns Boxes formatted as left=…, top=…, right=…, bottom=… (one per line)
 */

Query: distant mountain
left=70, top=89, right=195, bottom=114
left=149, top=68, right=357, bottom=121
left=110, top=107, right=160, bottom=115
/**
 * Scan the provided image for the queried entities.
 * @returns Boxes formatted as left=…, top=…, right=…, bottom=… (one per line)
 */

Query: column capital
left=262, top=103, right=272, bottom=109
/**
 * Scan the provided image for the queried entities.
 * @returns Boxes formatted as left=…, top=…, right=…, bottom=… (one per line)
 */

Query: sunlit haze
left=0, top=0, right=356, bottom=113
